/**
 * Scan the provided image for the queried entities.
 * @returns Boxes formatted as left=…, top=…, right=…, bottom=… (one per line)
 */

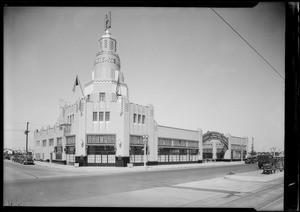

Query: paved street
left=3, top=160, right=283, bottom=210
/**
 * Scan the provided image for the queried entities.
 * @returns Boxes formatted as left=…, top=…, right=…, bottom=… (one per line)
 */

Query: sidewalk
left=224, top=169, right=284, bottom=182
left=43, top=169, right=284, bottom=208
left=34, top=160, right=246, bottom=174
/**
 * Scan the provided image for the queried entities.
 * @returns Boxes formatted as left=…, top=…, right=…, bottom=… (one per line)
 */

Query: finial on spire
left=105, top=11, right=111, bottom=31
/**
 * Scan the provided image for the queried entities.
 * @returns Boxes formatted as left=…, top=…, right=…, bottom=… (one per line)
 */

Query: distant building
left=34, top=13, right=248, bottom=166
left=4, top=149, right=13, bottom=155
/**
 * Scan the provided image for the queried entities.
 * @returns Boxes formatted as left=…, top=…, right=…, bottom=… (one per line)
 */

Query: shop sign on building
left=87, top=134, right=116, bottom=144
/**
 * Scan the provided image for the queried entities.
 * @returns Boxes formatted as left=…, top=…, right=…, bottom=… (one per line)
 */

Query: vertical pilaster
left=197, top=128, right=203, bottom=162
left=147, top=104, right=157, bottom=164
left=224, top=134, right=232, bottom=160
left=212, top=140, right=217, bottom=159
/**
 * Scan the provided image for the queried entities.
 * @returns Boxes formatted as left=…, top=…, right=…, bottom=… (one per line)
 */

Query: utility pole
left=251, top=137, right=254, bottom=154
left=24, top=122, right=29, bottom=154
left=241, top=144, right=243, bottom=161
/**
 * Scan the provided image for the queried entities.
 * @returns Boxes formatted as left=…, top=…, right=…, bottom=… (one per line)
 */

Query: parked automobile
left=4, top=154, right=11, bottom=160
left=10, top=155, right=16, bottom=162
left=257, top=154, right=274, bottom=169
left=16, top=154, right=24, bottom=163
left=245, top=155, right=257, bottom=164
left=22, top=155, right=35, bottom=165
left=12, top=154, right=20, bottom=162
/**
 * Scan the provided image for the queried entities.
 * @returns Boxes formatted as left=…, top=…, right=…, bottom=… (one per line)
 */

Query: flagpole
left=78, top=76, right=84, bottom=97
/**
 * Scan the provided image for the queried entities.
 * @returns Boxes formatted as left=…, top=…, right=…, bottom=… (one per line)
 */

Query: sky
left=4, top=3, right=285, bottom=153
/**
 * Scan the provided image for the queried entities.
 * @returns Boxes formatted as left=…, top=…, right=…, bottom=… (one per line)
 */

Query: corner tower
left=82, top=12, right=131, bottom=167
left=85, top=12, right=128, bottom=99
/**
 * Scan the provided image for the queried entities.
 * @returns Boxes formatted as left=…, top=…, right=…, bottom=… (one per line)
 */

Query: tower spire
left=104, top=11, right=111, bottom=32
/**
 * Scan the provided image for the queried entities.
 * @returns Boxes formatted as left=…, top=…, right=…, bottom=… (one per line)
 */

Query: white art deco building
left=34, top=13, right=248, bottom=166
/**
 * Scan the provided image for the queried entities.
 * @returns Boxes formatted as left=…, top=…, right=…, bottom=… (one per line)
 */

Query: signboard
left=87, top=134, right=116, bottom=144
left=66, top=146, right=75, bottom=154
left=130, top=135, right=143, bottom=145
left=202, top=131, right=228, bottom=149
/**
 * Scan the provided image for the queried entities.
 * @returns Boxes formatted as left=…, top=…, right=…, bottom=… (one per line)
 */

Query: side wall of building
left=34, top=126, right=63, bottom=161
left=156, top=125, right=202, bottom=163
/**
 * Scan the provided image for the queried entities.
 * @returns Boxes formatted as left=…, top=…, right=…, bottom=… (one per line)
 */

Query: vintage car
left=257, top=154, right=274, bottom=169
left=245, top=155, right=257, bottom=164
left=21, top=155, right=35, bottom=165
left=13, top=154, right=23, bottom=163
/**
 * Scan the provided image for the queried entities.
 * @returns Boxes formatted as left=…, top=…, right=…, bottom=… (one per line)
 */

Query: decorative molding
left=96, top=50, right=120, bottom=59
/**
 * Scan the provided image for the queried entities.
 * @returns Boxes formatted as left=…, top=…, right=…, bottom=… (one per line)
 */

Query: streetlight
left=142, top=135, right=148, bottom=168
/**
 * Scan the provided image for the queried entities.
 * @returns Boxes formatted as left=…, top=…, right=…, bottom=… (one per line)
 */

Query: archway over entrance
left=203, top=131, right=228, bottom=148
left=202, top=131, right=229, bottom=159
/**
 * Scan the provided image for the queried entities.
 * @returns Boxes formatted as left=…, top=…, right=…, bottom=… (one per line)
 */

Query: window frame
left=99, top=92, right=106, bottom=102
left=49, top=138, right=54, bottom=146
left=105, top=111, right=110, bottom=122
left=99, top=112, right=104, bottom=122
left=93, top=112, right=98, bottom=122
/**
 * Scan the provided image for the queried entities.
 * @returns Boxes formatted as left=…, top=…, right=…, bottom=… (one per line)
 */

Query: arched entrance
left=202, top=131, right=228, bottom=160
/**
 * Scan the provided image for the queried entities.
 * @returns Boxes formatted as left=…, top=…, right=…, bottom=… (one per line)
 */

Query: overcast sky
left=4, top=3, right=285, bottom=153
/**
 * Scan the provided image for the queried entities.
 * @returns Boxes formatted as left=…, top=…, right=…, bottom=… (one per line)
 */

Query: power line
left=30, top=123, right=49, bottom=127
left=210, top=8, right=285, bottom=81
left=7, top=122, right=27, bottom=124
left=7, top=122, right=49, bottom=127
left=4, top=129, right=26, bottom=132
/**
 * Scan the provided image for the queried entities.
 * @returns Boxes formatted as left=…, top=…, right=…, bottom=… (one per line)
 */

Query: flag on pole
left=72, top=75, right=84, bottom=97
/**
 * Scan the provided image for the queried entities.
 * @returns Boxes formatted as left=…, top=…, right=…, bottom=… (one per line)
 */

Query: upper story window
left=138, top=114, right=141, bottom=124
left=49, top=139, right=54, bottom=146
left=105, top=112, right=110, bottom=122
left=133, top=114, right=137, bottom=123
left=43, top=140, right=47, bottom=147
left=142, top=115, right=145, bottom=124
left=93, top=112, right=98, bottom=122
left=36, top=140, right=40, bottom=146
left=100, top=93, right=105, bottom=101
left=87, top=95, right=91, bottom=102
left=99, top=112, right=104, bottom=122
left=57, top=137, right=62, bottom=146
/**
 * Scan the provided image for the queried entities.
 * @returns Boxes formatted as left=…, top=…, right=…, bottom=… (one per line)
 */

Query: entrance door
left=66, top=146, right=75, bottom=165
left=130, top=146, right=149, bottom=164
left=87, top=145, right=116, bottom=165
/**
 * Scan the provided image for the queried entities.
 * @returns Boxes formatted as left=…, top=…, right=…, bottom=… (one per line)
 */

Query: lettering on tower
left=105, top=11, right=111, bottom=31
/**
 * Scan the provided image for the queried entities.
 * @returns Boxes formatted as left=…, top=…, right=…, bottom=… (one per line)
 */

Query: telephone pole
left=24, top=122, right=29, bottom=154
left=251, top=137, right=254, bottom=154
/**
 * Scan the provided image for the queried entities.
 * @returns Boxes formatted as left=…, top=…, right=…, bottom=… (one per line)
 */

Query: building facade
left=34, top=15, right=248, bottom=166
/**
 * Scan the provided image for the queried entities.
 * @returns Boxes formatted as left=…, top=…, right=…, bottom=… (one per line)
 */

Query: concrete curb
left=34, top=161, right=246, bottom=173
left=224, top=170, right=284, bottom=182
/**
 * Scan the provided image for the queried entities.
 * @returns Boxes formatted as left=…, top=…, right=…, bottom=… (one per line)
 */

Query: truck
left=257, top=154, right=274, bottom=169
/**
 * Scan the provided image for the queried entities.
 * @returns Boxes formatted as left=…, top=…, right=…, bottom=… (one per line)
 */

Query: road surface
left=3, top=160, right=283, bottom=209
